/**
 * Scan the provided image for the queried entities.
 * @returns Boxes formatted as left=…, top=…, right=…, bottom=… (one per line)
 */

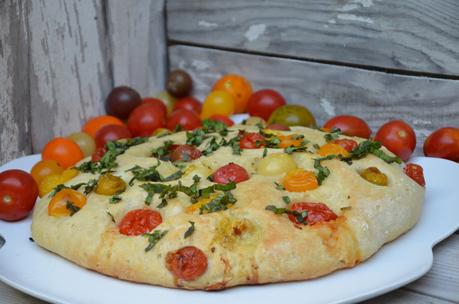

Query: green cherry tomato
left=156, top=91, right=177, bottom=114
left=268, top=105, right=316, bottom=128
left=67, top=132, right=96, bottom=157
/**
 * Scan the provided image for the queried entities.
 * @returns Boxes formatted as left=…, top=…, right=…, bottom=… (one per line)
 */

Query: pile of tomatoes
left=1, top=69, right=459, bottom=222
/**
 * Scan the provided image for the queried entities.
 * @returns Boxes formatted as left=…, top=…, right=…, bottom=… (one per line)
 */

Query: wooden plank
left=364, top=289, right=454, bottom=304
left=27, top=0, right=112, bottom=152
left=107, top=0, right=167, bottom=96
left=0, top=0, right=32, bottom=165
left=167, top=0, right=459, bottom=76
left=406, top=234, right=459, bottom=303
left=169, top=45, right=459, bottom=154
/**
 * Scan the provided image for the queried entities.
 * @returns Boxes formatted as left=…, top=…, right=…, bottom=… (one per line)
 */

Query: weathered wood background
left=0, top=1, right=458, bottom=301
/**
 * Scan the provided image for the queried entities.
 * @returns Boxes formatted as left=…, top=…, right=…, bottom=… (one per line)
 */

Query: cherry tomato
left=374, top=120, right=416, bottom=161
left=105, top=86, right=141, bottom=119
left=31, top=160, right=64, bottom=185
left=212, top=74, right=253, bottom=113
left=82, top=115, right=125, bottom=138
left=268, top=105, right=316, bottom=127
left=423, top=127, right=459, bottom=162
left=166, top=69, right=193, bottom=98
left=266, top=123, right=290, bottom=131
left=0, top=170, right=38, bottom=221
left=95, top=173, right=126, bottom=195
left=247, top=89, right=286, bottom=120
left=42, top=137, right=84, bottom=168
left=128, top=104, right=167, bottom=137
left=329, top=139, right=358, bottom=152
left=212, top=163, right=249, bottom=184
left=283, top=169, right=318, bottom=192
left=48, top=188, right=87, bottom=217
left=201, top=91, right=235, bottom=119
left=404, top=163, right=426, bottom=187
left=256, top=153, right=297, bottom=176
left=118, top=209, right=163, bottom=236
left=92, top=146, right=107, bottom=162
left=360, top=167, right=388, bottom=186
left=173, top=97, right=202, bottom=114
left=156, top=91, right=177, bottom=114
left=288, top=202, right=337, bottom=225
left=38, top=168, right=79, bottom=197
left=243, top=116, right=266, bottom=127
left=317, top=143, right=349, bottom=157
left=323, top=115, right=371, bottom=139
left=240, top=132, right=265, bottom=149
left=95, top=124, right=132, bottom=148
left=142, top=98, right=168, bottom=117
left=67, top=132, right=96, bottom=157
left=166, top=246, right=208, bottom=281
left=208, top=114, right=234, bottom=127
left=170, top=145, right=202, bottom=162
left=167, top=109, right=202, bottom=131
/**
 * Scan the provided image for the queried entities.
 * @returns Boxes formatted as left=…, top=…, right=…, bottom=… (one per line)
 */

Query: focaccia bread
left=31, top=122, right=425, bottom=290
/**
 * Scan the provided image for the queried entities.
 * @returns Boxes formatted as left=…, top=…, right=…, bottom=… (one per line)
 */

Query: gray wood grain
left=27, top=0, right=112, bottom=152
left=169, top=45, right=459, bottom=154
left=167, top=0, right=459, bottom=76
left=107, top=0, right=167, bottom=96
left=0, top=0, right=32, bottom=165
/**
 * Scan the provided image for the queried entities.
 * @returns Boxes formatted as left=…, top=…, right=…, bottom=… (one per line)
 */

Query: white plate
left=1, top=155, right=458, bottom=304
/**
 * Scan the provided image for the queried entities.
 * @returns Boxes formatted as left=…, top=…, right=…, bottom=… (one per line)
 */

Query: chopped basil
left=274, top=182, right=285, bottom=191
left=82, top=179, right=98, bottom=195
left=262, top=147, right=268, bottom=158
left=349, top=140, right=401, bottom=164
left=109, top=193, right=122, bottom=204
left=66, top=200, right=80, bottom=216
left=143, top=230, right=168, bottom=252
left=314, top=155, right=334, bottom=185
left=152, top=140, right=174, bottom=159
left=265, top=205, right=308, bottom=224
left=222, top=134, right=242, bottom=155
left=106, top=211, right=115, bottom=223
left=127, top=163, right=183, bottom=186
left=186, top=129, right=208, bottom=146
left=199, top=191, right=237, bottom=214
left=284, top=140, right=310, bottom=154
left=184, top=221, right=195, bottom=238
left=50, top=179, right=97, bottom=197
left=324, top=128, right=342, bottom=142
left=202, top=119, right=229, bottom=136
left=282, top=196, right=291, bottom=204
left=202, top=137, right=221, bottom=156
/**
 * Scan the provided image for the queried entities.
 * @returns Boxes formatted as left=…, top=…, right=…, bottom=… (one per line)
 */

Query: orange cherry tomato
left=166, top=246, right=208, bottom=281
left=201, top=91, right=235, bottom=119
left=288, top=202, right=338, bottom=225
left=278, top=135, right=303, bottom=148
left=42, top=137, right=84, bottom=168
left=317, top=143, right=350, bottom=157
left=48, top=188, right=87, bottom=217
left=404, top=163, right=425, bottom=187
left=118, top=209, right=163, bottom=236
left=38, top=168, right=79, bottom=197
left=329, top=139, right=358, bottom=152
left=82, top=115, right=124, bottom=138
left=283, top=169, right=318, bottom=192
left=212, top=74, right=253, bottom=113
left=31, top=159, right=64, bottom=185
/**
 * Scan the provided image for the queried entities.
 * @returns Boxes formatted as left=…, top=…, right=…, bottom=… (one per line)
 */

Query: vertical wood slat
left=0, top=0, right=32, bottom=165
left=107, top=0, right=167, bottom=96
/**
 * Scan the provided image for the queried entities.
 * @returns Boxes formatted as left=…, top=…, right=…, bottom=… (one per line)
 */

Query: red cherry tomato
left=247, top=89, right=286, bottom=121
left=166, top=246, right=208, bottom=281
left=240, top=132, right=265, bottom=149
left=330, top=139, right=358, bottom=152
left=95, top=124, right=132, bottom=148
left=173, top=97, right=202, bottom=114
left=118, top=209, right=163, bottom=236
left=82, top=115, right=125, bottom=138
left=323, top=115, right=372, bottom=139
left=128, top=104, right=166, bottom=137
left=167, top=109, right=202, bottom=131
left=423, top=127, right=459, bottom=162
left=42, top=137, right=84, bottom=168
left=374, top=120, right=416, bottom=161
left=208, top=114, right=234, bottom=127
left=0, top=170, right=39, bottom=221
left=212, top=163, right=249, bottom=184
left=266, top=123, right=290, bottom=131
left=142, top=98, right=168, bottom=117
left=404, top=163, right=425, bottom=187
left=170, top=145, right=202, bottom=162
left=288, top=202, right=338, bottom=225
left=92, top=146, right=107, bottom=162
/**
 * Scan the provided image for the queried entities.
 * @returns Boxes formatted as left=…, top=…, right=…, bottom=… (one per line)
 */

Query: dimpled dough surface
left=31, top=125, right=424, bottom=290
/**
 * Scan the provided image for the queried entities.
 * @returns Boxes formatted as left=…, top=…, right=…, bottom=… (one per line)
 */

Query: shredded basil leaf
left=143, top=230, right=168, bottom=252
left=199, top=191, right=237, bottom=214
left=265, top=205, right=308, bottom=224
left=274, top=182, right=285, bottom=191
left=109, top=193, right=122, bottom=204
left=184, top=221, right=195, bottom=238
left=66, top=200, right=81, bottom=216
left=106, top=211, right=115, bottom=223
left=282, top=196, right=291, bottom=204
left=152, top=140, right=174, bottom=159
left=324, top=128, right=342, bottom=142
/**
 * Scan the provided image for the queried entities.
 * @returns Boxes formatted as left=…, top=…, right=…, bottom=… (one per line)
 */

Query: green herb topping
left=199, top=191, right=237, bottom=214
left=265, top=205, right=308, bottom=224
left=143, top=230, right=168, bottom=252
left=324, top=128, right=342, bottom=142
left=66, top=201, right=81, bottom=216
left=184, top=221, right=195, bottom=238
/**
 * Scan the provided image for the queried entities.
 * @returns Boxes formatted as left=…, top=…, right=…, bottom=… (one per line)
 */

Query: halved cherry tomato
left=374, top=120, right=416, bottom=161
left=167, top=109, right=202, bottom=131
left=95, top=174, right=126, bottom=195
left=360, top=167, right=388, bottom=186
left=423, top=127, right=459, bottom=162
left=48, top=188, right=87, bottom=217
left=142, top=98, right=168, bottom=117
left=82, top=115, right=125, bottom=138
left=118, top=209, right=163, bottom=236
left=278, top=135, right=303, bottom=148
left=266, top=123, right=290, bottom=131
left=201, top=91, right=235, bottom=119
left=212, top=163, right=249, bottom=184
left=329, top=139, right=358, bottom=152
left=31, top=159, right=64, bottom=185
left=95, top=124, right=132, bottom=148
left=212, top=74, right=253, bottom=113
left=209, top=114, right=234, bottom=127
left=317, top=143, right=349, bottom=157
left=247, top=89, right=286, bottom=121
left=170, top=145, right=202, bottom=162
left=323, top=115, right=371, bottom=139
left=283, top=169, right=318, bottom=192
left=0, top=170, right=38, bottom=221
left=42, top=137, right=84, bottom=168
left=128, top=104, right=167, bottom=137
left=404, top=163, right=425, bottom=187
left=92, top=146, right=107, bottom=162
left=38, top=168, right=79, bottom=197
left=240, top=132, right=265, bottom=149
left=288, top=202, right=337, bottom=225
left=166, top=246, right=208, bottom=281
left=173, top=97, right=202, bottom=114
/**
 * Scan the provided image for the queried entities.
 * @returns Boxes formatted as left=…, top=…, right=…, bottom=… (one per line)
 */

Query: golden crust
left=31, top=125, right=424, bottom=289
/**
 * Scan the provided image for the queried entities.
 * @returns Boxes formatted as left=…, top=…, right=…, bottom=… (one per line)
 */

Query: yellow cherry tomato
left=360, top=167, right=388, bottom=186
left=39, top=168, right=79, bottom=197
left=31, top=160, right=64, bottom=185
left=48, top=188, right=87, bottom=217
left=153, top=128, right=172, bottom=137
left=201, top=90, right=235, bottom=119
left=244, top=116, right=267, bottom=127
left=256, top=153, right=297, bottom=176
left=95, top=173, right=126, bottom=195
left=317, top=143, right=350, bottom=157
left=156, top=91, right=177, bottom=114
left=67, top=132, right=96, bottom=157
left=212, top=74, right=253, bottom=113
